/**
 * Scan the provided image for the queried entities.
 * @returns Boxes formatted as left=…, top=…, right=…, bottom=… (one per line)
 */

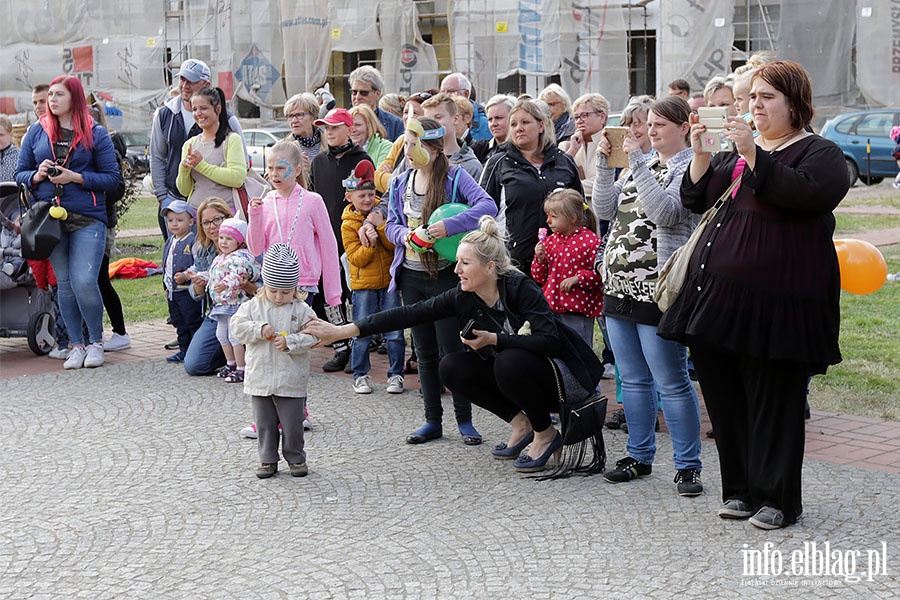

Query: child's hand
left=273, top=336, right=288, bottom=352
left=358, top=224, right=374, bottom=248
left=249, top=197, right=264, bottom=208
left=534, top=241, right=546, bottom=262
left=213, top=282, right=226, bottom=293
left=366, top=212, right=385, bottom=227
left=560, top=275, right=579, bottom=292
left=426, top=220, right=448, bottom=240
left=366, top=226, right=377, bottom=245
left=261, top=324, right=275, bottom=340
left=174, top=272, right=186, bottom=284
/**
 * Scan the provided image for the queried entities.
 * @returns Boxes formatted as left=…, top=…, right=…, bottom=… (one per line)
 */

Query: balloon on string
left=833, top=238, right=887, bottom=295
left=428, top=203, right=471, bottom=261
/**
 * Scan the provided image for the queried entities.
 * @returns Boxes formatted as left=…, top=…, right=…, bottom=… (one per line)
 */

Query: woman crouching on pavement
left=304, top=216, right=604, bottom=474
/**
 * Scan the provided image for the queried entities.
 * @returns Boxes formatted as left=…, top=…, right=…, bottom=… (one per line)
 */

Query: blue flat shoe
left=406, top=423, right=442, bottom=444
left=513, top=433, right=562, bottom=473
left=491, top=431, right=535, bottom=459
left=166, top=351, right=185, bottom=363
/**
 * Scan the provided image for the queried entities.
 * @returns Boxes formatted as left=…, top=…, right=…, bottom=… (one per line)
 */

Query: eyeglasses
left=200, top=215, right=226, bottom=228
left=573, top=111, right=602, bottom=121
left=287, top=112, right=310, bottom=120
left=350, top=89, right=373, bottom=97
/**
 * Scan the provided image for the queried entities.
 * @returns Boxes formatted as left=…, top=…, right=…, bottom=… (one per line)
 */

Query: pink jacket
left=247, top=184, right=342, bottom=307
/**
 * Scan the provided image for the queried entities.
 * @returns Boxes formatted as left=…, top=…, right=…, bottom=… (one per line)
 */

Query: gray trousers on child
left=252, top=395, right=307, bottom=464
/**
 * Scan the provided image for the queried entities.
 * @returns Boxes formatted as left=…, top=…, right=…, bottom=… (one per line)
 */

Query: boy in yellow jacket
left=341, top=160, right=406, bottom=394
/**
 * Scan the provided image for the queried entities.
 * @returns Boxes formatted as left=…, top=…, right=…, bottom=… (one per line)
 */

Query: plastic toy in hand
left=409, top=226, right=435, bottom=253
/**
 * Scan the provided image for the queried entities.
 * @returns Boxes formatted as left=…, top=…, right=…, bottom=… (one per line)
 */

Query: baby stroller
left=0, top=181, right=56, bottom=354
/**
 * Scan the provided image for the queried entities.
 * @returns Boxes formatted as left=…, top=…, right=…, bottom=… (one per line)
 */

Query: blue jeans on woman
left=184, top=315, right=226, bottom=376
left=606, top=315, right=702, bottom=471
left=351, top=288, right=405, bottom=379
left=48, top=220, right=106, bottom=347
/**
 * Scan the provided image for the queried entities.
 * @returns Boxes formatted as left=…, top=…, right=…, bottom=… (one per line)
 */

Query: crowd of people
left=5, top=55, right=855, bottom=529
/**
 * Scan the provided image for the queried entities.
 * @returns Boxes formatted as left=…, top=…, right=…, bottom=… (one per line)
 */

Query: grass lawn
left=108, top=236, right=168, bottom=324
left=834, top=214, right=900, bottom=235
left=117, top=195, right=162, bottom=232
left=810, top=244, right=900, bottom=420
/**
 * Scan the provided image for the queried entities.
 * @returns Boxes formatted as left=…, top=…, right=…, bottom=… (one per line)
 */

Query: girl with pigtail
left=383, top=117, right=497, bottom=446
left=531, top=188, right=603, bottom=346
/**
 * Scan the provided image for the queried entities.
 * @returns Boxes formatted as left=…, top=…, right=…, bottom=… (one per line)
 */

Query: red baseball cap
left=314, top=108, right=353, bottom=128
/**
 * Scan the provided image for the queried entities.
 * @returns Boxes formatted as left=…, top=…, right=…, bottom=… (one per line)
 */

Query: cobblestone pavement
left=1, top=359, right=898, bottom=599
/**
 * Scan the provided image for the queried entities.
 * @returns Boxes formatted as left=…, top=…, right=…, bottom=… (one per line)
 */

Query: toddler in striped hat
left=231, top=243, right=320, bottom=479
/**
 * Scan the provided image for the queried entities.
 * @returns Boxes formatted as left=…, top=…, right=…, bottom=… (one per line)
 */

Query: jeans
left=48, top=220, right=106, bottom=346
left=351, top=288, right=405, bottom=378
left=168, top=290, right=203, bottom=354
left=559, top=313, right=593, bottom=348
left=184, top=315, right=226, bottom=375
left=397, top=267, right=471, bottom=425
left=606, top=316, right=701, bottom=470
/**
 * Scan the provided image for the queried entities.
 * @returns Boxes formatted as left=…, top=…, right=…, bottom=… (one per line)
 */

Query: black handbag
left=18, top=184, right=62, bottom=260
left=538, top=358, right=608, bottom=480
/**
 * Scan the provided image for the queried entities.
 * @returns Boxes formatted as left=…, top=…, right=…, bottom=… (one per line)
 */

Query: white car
left=243, top=128, right=291, bottom=174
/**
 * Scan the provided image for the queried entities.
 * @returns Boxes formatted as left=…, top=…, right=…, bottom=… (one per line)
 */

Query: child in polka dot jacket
left=531, top=188, right=603, bottom=346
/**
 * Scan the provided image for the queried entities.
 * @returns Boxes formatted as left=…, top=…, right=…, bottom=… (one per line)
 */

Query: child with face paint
left=244, top=140, right=341, bottom=433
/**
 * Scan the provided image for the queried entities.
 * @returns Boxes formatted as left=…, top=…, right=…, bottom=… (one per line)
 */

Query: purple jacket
left=385, top=165, right=498, bottom=292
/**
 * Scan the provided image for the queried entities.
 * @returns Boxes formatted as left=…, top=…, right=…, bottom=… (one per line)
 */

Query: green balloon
left=428, top=203, right=471, bottom=261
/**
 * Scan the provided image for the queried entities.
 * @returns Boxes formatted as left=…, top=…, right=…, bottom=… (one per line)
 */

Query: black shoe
left=405, top=358, right=418, bottom=374
left=603, top=456, right=652, bottom=483
left=706, top=429, right=715, bottom=438
left=674, top=468, right=703, bottom=496
left=323, top=349, right=350, bottom=372
left=164, top=339, right=179, bottom=350
left=344, top=361, right=353, bottom=374
left=605, top=408, right=626, bottom=430
left=376, top=338, right=388, bottom=355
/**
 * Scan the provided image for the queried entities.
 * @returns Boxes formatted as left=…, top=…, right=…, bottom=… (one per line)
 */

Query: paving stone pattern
left=1, top=359, right=899, bottom=599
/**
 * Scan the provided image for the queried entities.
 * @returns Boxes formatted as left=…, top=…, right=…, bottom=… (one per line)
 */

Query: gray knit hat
left=262, top=243, right=300, bottom=290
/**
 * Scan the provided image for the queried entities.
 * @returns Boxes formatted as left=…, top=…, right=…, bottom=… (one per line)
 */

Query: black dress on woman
left=657, top=134, right=850, bottom=524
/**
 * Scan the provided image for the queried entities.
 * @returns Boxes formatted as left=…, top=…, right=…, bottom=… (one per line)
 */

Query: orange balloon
left=833, top=239, right=887, bottom=295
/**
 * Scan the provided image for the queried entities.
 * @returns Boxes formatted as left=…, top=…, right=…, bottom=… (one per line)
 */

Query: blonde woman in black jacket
left=305, top=216, right=603, bottom=474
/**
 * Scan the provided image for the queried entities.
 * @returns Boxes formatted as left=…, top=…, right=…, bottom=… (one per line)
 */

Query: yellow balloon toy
left=49, top=205, right=68, bottom=220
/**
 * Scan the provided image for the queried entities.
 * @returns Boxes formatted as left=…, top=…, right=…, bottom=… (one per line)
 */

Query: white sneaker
left=83, top=343, right=104, bottom=368
left=48, top=346, right=70, bottom=360
left=240, top=424, right=258, bottom=439
left=386, top=374, right=404, bottom=394
left=63, top=346, right=87, bottom=370
left=104, top=332, right=131, bottom=352
left=303, top=419, right=312, bottom=431
left=602, top=363, right=615, bottom=379
left=887, top=272, right=900, bottom=282
left=353, top=375, right=373, bottom=394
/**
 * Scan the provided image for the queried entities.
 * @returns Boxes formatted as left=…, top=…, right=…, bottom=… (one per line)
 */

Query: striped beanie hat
left=262, top=243, right=300, bottom=290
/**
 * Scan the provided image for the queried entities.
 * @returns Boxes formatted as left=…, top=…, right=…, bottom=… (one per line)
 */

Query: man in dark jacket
left=309, top=108, right=372, bottom=372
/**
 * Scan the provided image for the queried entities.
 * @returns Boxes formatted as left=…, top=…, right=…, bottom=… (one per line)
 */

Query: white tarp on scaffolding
left=379, top=0, right=440, bottom=96
left=0, top=0, right=166, bottom=126
left=776, top=0, right=856, bottom=106
left=855, top=1, right=900, bottom=107
left=448, top=0, right=564, bottom=96
left=330, top=0, right=381, bottom=53
left=279, top=0, right=332, bottom=96
left=658, top=0, right=734, bottom=96
left=447, top=0, right=520, bottom=100
left=558, top=0, right=630, bottom=114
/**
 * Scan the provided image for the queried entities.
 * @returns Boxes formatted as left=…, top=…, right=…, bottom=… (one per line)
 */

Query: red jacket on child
left=531, top=227, right=603, bottom=318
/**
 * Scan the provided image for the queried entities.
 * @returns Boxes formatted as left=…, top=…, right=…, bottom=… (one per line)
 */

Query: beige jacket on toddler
left=231, top=295, right=318, bottom=398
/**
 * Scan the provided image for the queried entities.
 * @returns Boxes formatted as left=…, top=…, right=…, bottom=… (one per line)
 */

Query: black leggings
left=98, top=253, right=126, bottom=335
left=439, top=348, right=558, bottom=432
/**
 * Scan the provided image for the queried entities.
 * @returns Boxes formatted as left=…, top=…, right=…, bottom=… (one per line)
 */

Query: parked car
left=820, top=109, right=900, bottom=185
left=243, top=127, right=291, bottom=174
left=119, top=131, right=151, bottom=179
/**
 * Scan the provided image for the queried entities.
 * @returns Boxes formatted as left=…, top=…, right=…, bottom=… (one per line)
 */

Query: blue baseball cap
left=160, top=199, right=196, bottom=218
left=176, top=59, right=211, bottom=83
